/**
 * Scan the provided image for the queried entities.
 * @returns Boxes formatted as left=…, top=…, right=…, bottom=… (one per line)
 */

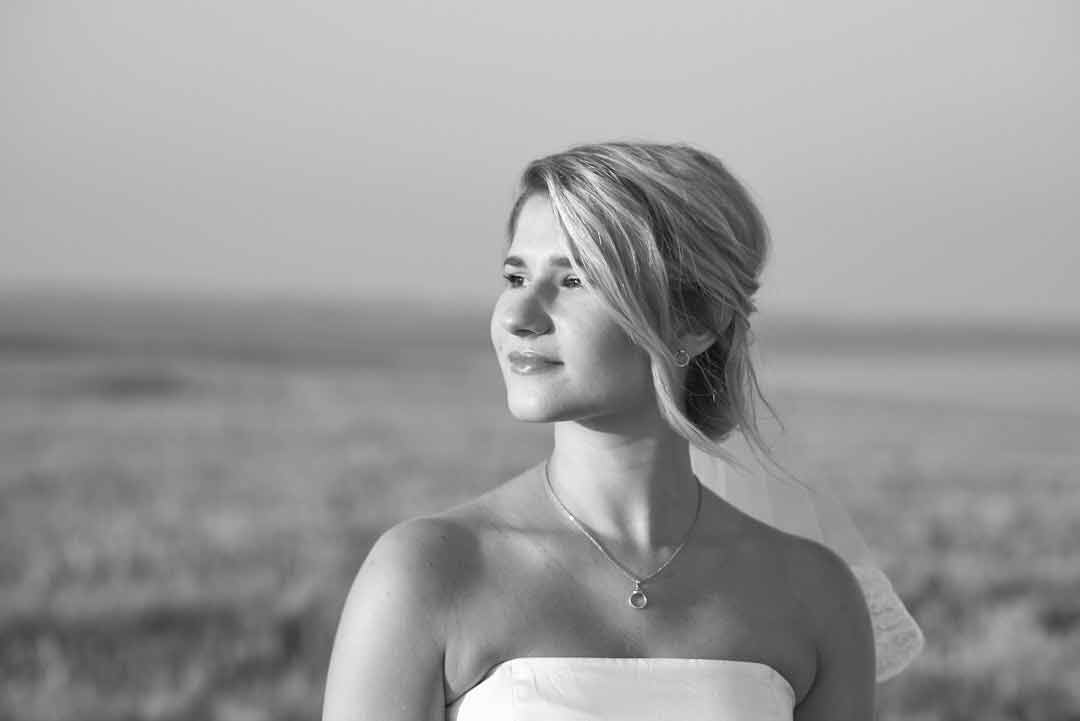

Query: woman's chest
left=442, top=533, right=816, bottom=703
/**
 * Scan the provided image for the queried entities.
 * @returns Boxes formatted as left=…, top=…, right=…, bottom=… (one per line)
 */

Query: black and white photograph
left=2, top=2, right=1077, bottom=720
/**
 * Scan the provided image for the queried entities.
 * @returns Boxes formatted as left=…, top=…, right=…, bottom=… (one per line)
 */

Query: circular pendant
left=628, top=588, right=648, bottom=609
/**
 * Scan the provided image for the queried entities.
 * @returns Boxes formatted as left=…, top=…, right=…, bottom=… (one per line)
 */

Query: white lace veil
left=689, top=442, right=926, bottom=683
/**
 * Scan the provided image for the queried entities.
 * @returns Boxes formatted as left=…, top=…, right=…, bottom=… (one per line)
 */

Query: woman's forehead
left=510, top=195, right=561, bottom=243
left=507, top=196, right=579, bottom=266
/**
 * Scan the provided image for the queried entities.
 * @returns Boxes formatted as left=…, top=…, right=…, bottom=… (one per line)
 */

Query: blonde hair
left=508, top=141, right=784, bottom=474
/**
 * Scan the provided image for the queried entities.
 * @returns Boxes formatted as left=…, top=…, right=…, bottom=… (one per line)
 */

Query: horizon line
left=1, top=280, right=1078, bottom=331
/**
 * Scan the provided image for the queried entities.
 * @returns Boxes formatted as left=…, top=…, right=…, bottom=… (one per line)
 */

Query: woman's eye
left=501, top=273, right=583, bottom=289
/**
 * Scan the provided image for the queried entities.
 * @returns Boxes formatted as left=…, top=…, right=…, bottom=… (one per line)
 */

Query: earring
left=674, top=348, right=691, bottom=367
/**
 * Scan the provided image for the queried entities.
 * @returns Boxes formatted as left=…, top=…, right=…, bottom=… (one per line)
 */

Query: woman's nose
left=500, top=288, right=553, bottom=337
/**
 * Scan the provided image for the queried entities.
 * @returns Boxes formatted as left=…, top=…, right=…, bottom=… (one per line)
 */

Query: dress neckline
left=448, top=656, right=796, bottom=708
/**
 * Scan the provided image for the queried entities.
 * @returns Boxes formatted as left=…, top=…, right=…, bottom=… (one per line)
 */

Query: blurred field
left=1, top=291, right=1078, bottom=721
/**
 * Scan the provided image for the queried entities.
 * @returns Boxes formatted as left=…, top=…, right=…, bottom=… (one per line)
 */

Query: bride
left=323, top=142, right=924, bottom=720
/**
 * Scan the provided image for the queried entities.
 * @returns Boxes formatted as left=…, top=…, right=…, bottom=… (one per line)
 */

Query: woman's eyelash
left=502, top=274, right=583, bottom=288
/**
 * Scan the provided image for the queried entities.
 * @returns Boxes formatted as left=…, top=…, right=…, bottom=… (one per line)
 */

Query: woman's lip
left=509, top=358, right=562, bottom=374
left=508, top=351, right=560, bottom=364
left=507, top=352, right=562, bottom=374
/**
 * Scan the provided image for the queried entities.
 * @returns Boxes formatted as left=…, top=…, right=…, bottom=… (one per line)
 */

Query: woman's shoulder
left=776, top=528, right=875, bottom=658
left=326, top=487, right=526, bottom=720
left=368, top=465, right=538, bottom=580
left=370, top=514, right=478, bottom=566
left=705, top=496, right=867, bottom=624
left=354, top=516, right=480, bottom=618
left=728, top=501, right=865, bottom=613
left=780, top=531, right=863, bottom=601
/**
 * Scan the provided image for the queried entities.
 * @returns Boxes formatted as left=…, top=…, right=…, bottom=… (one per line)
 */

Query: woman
left=323, top=142, right=923, bottom=720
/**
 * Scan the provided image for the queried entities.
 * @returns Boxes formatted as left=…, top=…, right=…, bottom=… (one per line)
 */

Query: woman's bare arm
left=323, top=518, right=465, bottom=721
left=791, top=538, right=877, bottom=721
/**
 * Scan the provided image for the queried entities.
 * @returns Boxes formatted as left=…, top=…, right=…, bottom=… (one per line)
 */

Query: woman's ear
left=676, top=305, right=730, bottom=361
left=678, top=328, right=717, bottom=361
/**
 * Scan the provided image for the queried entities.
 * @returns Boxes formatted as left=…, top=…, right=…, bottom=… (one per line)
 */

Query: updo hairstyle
left=507, top=141, right=782, bottom=471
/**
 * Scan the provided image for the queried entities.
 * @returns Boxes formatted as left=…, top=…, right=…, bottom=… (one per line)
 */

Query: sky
left=2, top=1, right=1078, bottom=322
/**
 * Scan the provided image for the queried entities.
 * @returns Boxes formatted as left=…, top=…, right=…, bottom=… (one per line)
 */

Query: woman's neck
left=546, top=420, right=701, bottom=558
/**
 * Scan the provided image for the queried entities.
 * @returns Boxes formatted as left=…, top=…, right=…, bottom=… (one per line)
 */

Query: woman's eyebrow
left=503, top=255, right=573, bottom=268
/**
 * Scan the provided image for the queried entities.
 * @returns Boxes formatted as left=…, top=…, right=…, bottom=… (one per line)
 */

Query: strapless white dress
left=446, top=657, right=795, bottom=720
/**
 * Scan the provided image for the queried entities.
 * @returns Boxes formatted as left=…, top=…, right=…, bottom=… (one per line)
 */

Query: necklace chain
left=543, top=460, right=702, bottom=594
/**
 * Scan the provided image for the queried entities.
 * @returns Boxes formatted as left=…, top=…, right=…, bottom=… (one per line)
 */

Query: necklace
left=543, top=460, right=702, bottom=610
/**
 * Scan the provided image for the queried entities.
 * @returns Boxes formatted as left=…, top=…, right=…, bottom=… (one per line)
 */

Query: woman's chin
left=505, top=395, right=578, bottom=423
left=506, top=402, right=561, bottom=423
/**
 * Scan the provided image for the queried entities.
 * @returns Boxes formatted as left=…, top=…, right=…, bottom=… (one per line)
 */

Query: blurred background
left=2, top=2, right=1078, bottom=720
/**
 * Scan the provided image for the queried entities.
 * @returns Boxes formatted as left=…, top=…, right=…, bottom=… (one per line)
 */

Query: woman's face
left=490, top=194, right=656, bottom=425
